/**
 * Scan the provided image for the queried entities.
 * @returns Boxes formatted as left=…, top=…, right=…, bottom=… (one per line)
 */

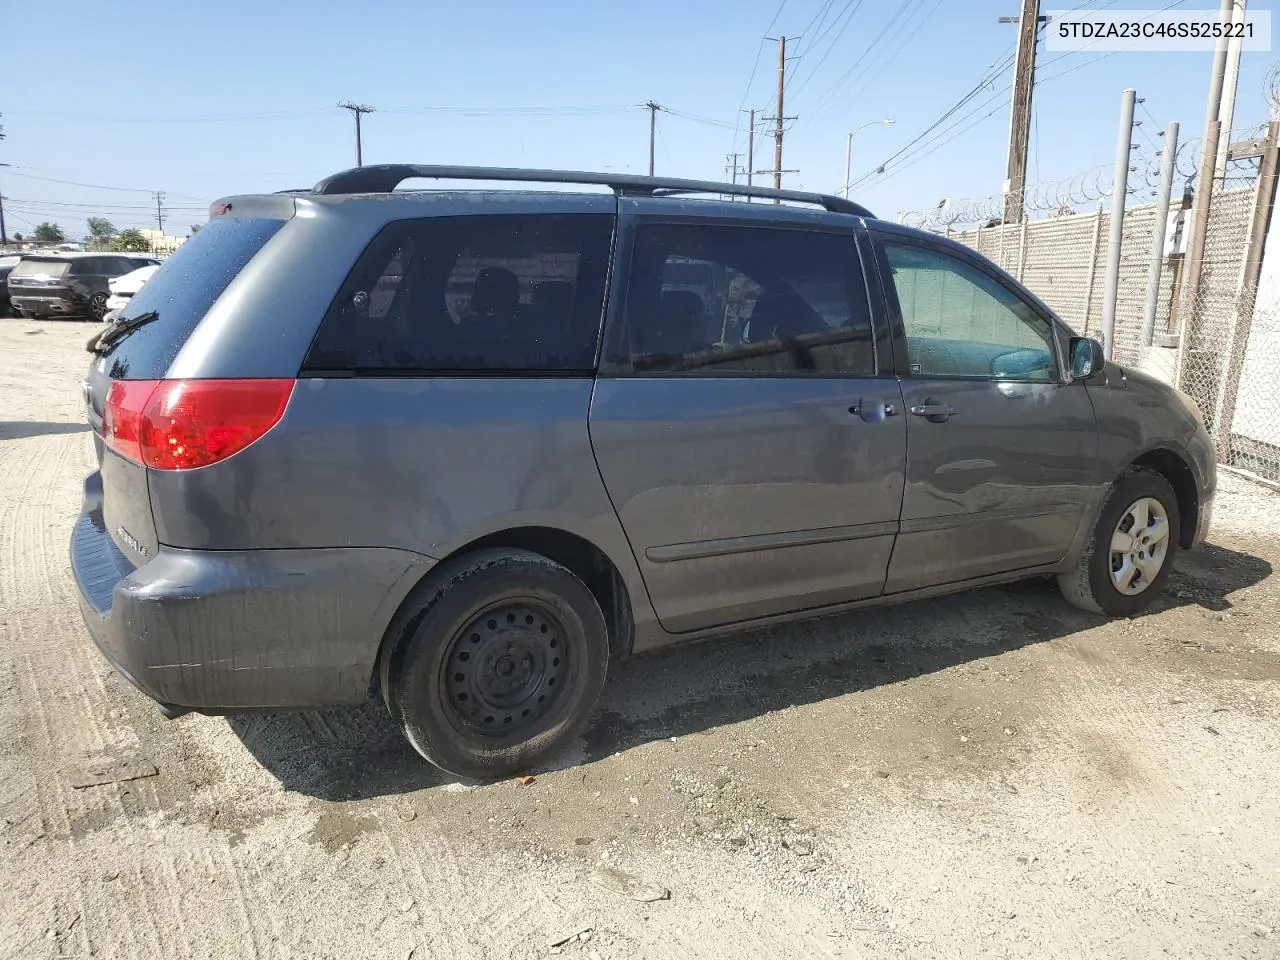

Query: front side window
left=882, top=240, right=1058, bottom=381
left=305, top=214, right=613, bottom=374
left=612, top=223, right=874, bottom=376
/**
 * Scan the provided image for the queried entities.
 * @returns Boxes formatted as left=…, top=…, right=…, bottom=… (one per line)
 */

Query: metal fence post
left=1212, top=119, right=1280, bottom=462
left=1141, top=122, right=1180, bottom=349
left=1100, top=89, right=1136, bottom=359
left=1082, top=202, right=1105, bottom=334
left=1017, top=217, right=1029, bottom=281
left=1173, top=118, right=1223, bottom=394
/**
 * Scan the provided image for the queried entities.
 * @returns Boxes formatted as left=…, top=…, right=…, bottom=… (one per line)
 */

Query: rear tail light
left=103, top=379, right=294, bottom=470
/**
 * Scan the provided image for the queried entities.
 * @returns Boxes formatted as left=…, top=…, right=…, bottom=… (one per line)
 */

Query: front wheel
left=384, top=549, right=609, bottom=780
left=1058, top=467, right=1180, bottom=616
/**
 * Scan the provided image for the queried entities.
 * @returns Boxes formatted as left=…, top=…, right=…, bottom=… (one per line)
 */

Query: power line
left=852, top=49, right=1018, bottom=183
left=2, top=170, right=159, bottom=193
left=733, top=0, right=791, bottom=155
left=5, top=107, right=337, bottom=124
left=806, top=0, right=931, bottom=122
left=1036, top=0, right=1188, bottom=77
left=663, top=108, right=738, bottom=130
left=813, top=0, right=945, bottom=128
left=786, top=0, right=868, bottom=102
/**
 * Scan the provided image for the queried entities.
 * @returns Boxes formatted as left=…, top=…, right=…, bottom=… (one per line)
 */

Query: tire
left=1058, top=467, right=1181, bottom=616
left=383, top=548, right=609, bottom=779
left=88, top=293, right=109, bottom=321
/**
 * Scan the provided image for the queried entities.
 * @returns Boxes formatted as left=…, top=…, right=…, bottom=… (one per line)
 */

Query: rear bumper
left=70, top=471, right=435, bottom=713
left=11, top=295, right=85, bottom=316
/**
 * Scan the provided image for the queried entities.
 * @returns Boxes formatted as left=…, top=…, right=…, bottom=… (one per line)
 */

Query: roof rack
left=311, top=164, right=874, bottom=218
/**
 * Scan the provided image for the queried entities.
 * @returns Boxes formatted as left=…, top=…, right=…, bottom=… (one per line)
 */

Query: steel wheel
left=1109, top=496, right=1171, bottom=596
left=441, top=598, right=573, bottom=737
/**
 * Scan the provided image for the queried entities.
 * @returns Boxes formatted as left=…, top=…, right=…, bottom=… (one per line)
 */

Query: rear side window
left=304, top=214, right=613, bottom=374
left=100, top=217, right=284, bottom=380
left=608, top=223, right=875, bottom=376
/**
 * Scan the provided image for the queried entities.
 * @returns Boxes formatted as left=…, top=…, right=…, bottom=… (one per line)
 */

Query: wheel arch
left=372, top=525, right=634, bottom=698
left=1126, top=446, right=1199, bottom=548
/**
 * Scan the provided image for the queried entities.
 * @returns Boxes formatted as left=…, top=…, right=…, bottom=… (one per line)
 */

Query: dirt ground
left=2, top=317, right=1279, bottom=960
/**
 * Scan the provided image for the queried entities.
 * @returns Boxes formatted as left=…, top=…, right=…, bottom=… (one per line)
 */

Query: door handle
left=909, top=399, right=957, bottom=423
left=848, top=399, right=900, bottom=423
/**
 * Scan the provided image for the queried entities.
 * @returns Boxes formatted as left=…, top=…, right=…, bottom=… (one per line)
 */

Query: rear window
left=101, top=217, right=284, bottom=380
left=12, top=258, right=70, bottom=279
left=303, top=213, right=613, bottom=374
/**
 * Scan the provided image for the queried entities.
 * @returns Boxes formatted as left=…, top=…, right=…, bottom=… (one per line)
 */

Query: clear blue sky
left=2, top=0, right=1274, bottom=238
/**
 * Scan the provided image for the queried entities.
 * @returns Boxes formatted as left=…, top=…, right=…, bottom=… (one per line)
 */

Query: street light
left=843, top=119, right=894, bottom=199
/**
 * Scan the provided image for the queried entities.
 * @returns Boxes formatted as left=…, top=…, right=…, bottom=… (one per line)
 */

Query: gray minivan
left=71, top=165, right=1215, bottom=778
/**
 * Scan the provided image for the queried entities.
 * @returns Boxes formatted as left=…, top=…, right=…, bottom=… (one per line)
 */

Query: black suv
left=8, top=254, right=157, bottom=321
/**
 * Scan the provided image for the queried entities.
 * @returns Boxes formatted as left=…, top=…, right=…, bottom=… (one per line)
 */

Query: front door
left=870, top=232, right=1098, bottom=593
left=590, top=208, right=906, bottom=633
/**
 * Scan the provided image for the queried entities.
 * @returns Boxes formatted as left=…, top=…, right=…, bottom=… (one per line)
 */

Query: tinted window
left=305, top=214, right=612, bottom=374
left=99, top=216, right=285, bottom=380
left=883, top=241, right=1057, bottom=381
left=612, top=223, right=874, bottom=375
left=73, top=258, right=114, bottom=275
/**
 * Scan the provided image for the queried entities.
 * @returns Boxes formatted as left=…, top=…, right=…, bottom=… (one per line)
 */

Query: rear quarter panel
left=146, top=378, right=660, bottom=637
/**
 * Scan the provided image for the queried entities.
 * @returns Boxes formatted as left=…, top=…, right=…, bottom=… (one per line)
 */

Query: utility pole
left=0, top=114, right=7, bottom=244
left=1099, top=88, right=1136, bottom=359
left=1214, top=118, right=1280, bottom=459
left=725, top=153, right=743, bottom=185
left=746, top=109, right=756, bottom=188
left=1001, top=0, right=1043, bottom=223
left=774, top=36, right=786, bottom=195
left=338, top=102, right=376, bottom=167
left=760, top=37, right=798, bottom=202
left=1215, top=0, right=1248, bottom=179
left=644, top=101, right=663, bottom=176
left=1141, top=121, right=1180, bottom=351
left=1173, top=0, right=1235, bottom=391
left=152, top=191, right=166, bottom=235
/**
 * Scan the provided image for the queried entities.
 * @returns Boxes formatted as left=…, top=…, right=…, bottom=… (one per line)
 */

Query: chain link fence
left=1224, top=288, right=1280, bottom=482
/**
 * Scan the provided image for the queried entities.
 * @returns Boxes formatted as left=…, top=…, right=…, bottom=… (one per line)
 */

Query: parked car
left=8, top=253, right=157, bottom=321
left=0, top=255, right=23, bottom=316
left=104, top=264, right=160, bottom=317
left=70, top=164, right=1216, bottom=779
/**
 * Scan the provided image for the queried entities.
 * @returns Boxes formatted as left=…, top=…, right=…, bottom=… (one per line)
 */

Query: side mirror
left=1070, top=337, right=1106, bottom=380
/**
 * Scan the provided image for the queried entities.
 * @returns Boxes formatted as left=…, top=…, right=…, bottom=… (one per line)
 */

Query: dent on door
left=885, top=378, right=1098, bottom=592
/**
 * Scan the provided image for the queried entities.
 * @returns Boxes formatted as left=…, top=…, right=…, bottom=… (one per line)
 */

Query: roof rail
left=311, top=164, right=874, bottom=218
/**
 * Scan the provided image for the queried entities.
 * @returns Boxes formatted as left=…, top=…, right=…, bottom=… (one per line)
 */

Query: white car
left=104, top=264, right=159, bottom=316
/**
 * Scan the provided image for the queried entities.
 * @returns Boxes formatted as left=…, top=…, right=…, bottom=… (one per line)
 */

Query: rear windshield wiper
left=89, top=311, right=160, bottom=355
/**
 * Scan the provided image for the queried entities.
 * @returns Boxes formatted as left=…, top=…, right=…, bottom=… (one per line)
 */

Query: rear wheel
left=384, top=549, right=609, bottom=779
left=1058, top=467, right=1180, bottom=616
left=88, top=293, right=109, bottom=321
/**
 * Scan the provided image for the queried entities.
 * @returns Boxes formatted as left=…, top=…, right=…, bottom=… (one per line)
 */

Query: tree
left=86, top=217, right=117, bottom=247
left=12, top=233, right=22, bottom=242
left=107, top=229, right=150, bottom=253
left=34, top=222, right=66, bottom=243
left=189, top=223, right=202, bottom=235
